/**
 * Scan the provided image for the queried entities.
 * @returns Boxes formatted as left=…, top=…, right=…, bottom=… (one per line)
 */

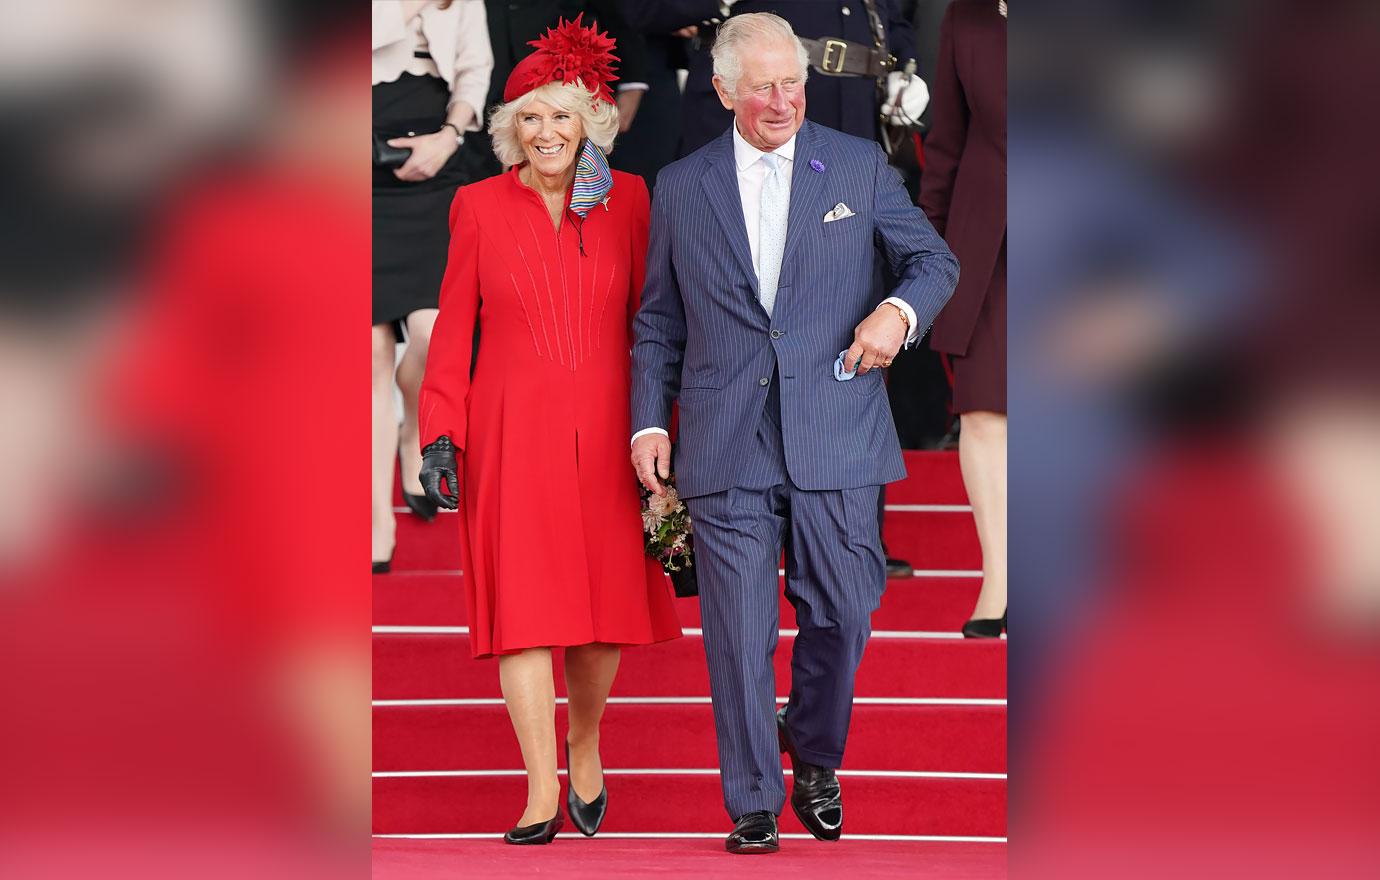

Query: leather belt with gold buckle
left=799, top=36, right=892, bottom=79
left=821, top=38, right=848, bottom=74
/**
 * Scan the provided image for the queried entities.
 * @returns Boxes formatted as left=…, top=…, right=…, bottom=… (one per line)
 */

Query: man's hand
left=843, top=304, right=908, bottom=375
left=389, top=130, right=460, bottom=182
left=631, top=433, right=672, bottom=496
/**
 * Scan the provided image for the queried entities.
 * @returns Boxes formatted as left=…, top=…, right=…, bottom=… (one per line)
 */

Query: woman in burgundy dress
left=416, top=20, right=681, bottom=844
left=920, top=1, right=1007, bottom=637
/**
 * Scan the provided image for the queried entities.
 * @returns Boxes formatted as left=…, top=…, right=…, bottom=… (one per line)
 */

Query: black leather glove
left=420, top=436, right=459, bottom=510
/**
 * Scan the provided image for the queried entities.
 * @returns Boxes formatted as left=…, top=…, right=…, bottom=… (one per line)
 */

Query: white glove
left=880, top=72, right=930, bottom=125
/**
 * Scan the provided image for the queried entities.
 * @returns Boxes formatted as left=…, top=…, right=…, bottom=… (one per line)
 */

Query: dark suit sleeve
left=882, top=0, right=917, bottom=66
left=630, top=176, right=688, bottom=433
left=590, top=0, right=649, bottom=84
left=872, top=143, right=960, bottom=334
left=621, top=0, right=721, bottom=34
left=917, top=2, right=965, bottom=236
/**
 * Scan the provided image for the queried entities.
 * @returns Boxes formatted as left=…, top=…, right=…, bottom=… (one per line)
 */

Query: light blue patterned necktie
left=757, top=152, right=788, bottom=317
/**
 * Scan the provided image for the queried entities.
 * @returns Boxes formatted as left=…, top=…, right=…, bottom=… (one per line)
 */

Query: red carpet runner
left=373, top=451, right=1006, bottom=855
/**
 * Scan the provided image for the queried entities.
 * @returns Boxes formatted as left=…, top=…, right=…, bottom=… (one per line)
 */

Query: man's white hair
left=711, top=13, right=810, bottom=95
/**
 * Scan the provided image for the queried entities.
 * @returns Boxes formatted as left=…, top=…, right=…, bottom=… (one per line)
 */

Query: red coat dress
left=419, top=166, right=682, bottom=658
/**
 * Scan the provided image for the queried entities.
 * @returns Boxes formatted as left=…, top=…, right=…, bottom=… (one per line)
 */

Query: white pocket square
left=822, top=202, right=857, bottom=223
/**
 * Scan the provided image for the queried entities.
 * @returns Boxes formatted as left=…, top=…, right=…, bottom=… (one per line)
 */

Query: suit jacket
left=631, top=120, right=958, bottom=497
left=918, top=0, right=1005, bottom=355
left=624, top=0, right=915, bottom=156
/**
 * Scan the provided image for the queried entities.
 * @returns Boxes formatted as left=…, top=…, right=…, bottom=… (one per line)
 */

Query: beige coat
left=372, top=0, right=493, bottom=130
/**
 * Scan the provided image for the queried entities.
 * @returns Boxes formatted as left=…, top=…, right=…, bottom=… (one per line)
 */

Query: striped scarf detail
left=569, top=139, right=613, bottom=217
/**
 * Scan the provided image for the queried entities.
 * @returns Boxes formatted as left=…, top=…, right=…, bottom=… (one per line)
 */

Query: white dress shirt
left=631, top=123, right=919, bottom=444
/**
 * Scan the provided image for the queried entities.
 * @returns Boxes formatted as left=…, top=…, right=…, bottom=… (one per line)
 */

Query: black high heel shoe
left=402, top=491, right=438, bottom=522
left=962, top=610, right=1007, bottom=639
left=564, top=740, right=608, bottom=836
left=503, top=812, right=564, bottom=845
left=372, top=558, right=392, bottom=574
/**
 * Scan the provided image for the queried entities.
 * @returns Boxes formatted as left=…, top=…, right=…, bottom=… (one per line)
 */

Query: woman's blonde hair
left=487, top=80, right=619, bottom=168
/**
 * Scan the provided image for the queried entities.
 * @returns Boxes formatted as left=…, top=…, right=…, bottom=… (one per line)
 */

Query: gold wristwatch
left=881, top=301, right=911, bottom=334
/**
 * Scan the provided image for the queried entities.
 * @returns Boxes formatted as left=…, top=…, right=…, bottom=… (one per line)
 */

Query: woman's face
left=517, top=98, right=585, bottom=177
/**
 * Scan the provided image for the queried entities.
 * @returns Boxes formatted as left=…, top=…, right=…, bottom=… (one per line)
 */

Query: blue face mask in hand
left=834, top=350, right=858, bottom=381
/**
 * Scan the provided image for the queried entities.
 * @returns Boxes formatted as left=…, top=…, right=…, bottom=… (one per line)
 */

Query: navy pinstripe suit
left=631, top=120, right=958, bottom=820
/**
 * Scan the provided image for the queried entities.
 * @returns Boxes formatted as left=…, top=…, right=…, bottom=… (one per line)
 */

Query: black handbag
left=372, top=130, right=412, bottom=168
left=669, top=563, right=698, bottom=599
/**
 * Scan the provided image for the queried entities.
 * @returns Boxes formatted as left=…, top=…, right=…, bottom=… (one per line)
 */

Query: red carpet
left=374, top=450, right=1006, bottom=864
left=373, top=838, right=1006, bottom=880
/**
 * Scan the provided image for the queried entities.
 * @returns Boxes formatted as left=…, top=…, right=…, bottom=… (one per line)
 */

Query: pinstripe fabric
left=684, top=389, right=886, bottom=820
left=629, top=122, right=952, bottom=822
left=630, top=121, right=960, bottom=499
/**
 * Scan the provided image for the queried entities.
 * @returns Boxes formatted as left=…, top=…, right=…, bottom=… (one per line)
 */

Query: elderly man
left=629, top=13, right=958, bottom=854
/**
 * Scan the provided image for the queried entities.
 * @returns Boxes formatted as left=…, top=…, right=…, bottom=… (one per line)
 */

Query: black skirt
left=373, top=73, right=473, bottom=328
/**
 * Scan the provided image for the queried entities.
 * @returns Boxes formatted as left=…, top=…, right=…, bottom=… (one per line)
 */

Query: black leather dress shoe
left=503, top=812, right=563, bottom=845
left=777, top=706, right=843, bottom=841
left=725, top=810, right=778, bottom=854
left=961, top=610, right=1007, bottom=639
left=565, top=741, right=607, bottom=836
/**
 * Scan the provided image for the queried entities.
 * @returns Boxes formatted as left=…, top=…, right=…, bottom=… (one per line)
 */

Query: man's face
left=713, top=38, right=806, bottom=152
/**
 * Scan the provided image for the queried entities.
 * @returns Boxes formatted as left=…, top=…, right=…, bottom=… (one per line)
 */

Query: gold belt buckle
left=821, top=39, right=848, bottom=74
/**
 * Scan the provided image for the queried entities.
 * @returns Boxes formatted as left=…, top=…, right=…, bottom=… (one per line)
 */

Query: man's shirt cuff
left=631, top=427, right=670, bottom=445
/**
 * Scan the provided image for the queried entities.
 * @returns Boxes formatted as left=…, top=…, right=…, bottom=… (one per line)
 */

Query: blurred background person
left=416, top=19, right=681, bottom=843
left=614, top=2, right=691, bottom=190
left=919, top=0, right=1006, bottom=635
left=372, top=0, right=493, bottom=572
left=1, top=2, right=372, bottom=876
left=1008, top=2, right=1380, bottom=876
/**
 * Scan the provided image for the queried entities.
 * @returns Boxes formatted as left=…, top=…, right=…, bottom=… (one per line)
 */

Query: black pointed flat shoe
left=402, top=491, right=438, bottom=522
left=503, top=812, right=563, bottom=845
left=565, top=740, right=607, bottom=836
left=725, top=810, right=778, bottom=854
left=962, top=610, right=1007, bottom=639
left=777, top=706, right=843, bottom=841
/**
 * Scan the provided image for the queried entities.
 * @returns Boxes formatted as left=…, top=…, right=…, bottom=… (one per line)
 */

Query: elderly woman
left=416, top=19, right=681, bottom=845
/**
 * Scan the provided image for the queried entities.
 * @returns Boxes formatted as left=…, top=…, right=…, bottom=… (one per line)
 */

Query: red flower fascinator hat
left=503, top=15, right=619, bottom=106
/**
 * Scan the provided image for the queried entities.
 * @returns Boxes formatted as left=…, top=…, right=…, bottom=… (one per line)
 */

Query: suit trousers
left=683, top=377, right=887, bottom=820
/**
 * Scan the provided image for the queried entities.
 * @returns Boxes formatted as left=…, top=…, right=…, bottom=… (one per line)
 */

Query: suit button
left=759, top=377, right=770, bottom=386
left=842, top=7, right=851, bottom=15
left=770, top=329, right=783, bottom=339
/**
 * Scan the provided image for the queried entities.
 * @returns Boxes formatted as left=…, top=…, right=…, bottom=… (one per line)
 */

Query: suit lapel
left=780, top=121, right=830, bottom=274
left=699, top=131, right=759, bottom=293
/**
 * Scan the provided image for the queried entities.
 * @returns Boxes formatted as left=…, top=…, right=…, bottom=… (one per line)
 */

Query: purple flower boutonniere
left=809, top=159, right=825, bottom=173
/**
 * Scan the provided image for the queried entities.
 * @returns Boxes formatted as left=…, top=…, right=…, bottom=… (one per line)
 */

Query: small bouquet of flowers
left=640, top=476, right=697, bottom=598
